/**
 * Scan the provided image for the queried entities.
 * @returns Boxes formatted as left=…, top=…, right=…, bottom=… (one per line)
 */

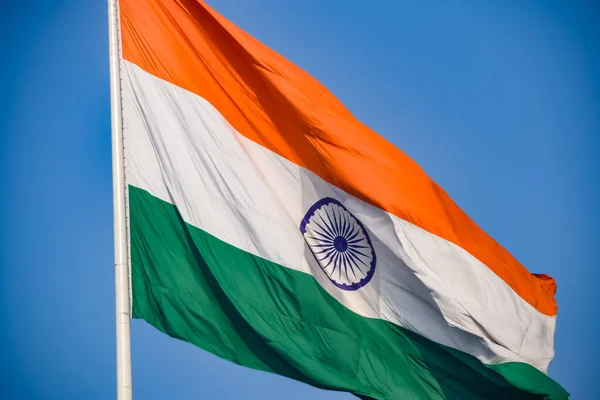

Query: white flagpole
left=108, top=0, right=132, bottom=399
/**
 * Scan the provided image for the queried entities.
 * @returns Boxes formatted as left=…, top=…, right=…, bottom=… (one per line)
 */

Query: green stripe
left=129, top=185, right=568, bottom=399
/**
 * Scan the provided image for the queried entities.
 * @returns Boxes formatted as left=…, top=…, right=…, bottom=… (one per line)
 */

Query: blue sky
left=1, top=1, right=598, bottom=399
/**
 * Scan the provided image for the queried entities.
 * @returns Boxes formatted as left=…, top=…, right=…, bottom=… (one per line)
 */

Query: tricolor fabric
left=119, top=1, right=567, bottom=398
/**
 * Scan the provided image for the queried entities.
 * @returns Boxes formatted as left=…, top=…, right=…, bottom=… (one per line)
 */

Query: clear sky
left=1, top=1, right=598, bottom=399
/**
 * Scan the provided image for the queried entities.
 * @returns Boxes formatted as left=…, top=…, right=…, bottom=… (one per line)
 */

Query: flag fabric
left=119, top=1, right=567, bottom=398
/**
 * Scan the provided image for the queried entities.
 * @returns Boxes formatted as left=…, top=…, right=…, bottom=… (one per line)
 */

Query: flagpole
left=108, top=0, right=132, bottom=399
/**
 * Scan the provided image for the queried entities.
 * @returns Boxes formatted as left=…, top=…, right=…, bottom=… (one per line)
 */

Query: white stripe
left=122, top=60, right=554, bottom=372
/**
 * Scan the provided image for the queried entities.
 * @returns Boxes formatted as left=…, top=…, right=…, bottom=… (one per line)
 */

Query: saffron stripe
left=120, top=0, right=557, bottom=315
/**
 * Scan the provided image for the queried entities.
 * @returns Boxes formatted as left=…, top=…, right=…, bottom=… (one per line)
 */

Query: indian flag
left=118, top=0, right=567, bottom=398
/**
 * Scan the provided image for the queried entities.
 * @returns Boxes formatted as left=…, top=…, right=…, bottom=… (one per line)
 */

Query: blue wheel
left=300, top=198, right=376, bottom=290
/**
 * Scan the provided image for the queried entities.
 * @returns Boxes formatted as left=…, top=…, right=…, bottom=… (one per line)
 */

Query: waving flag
left=117, top=0, right=567, bottom=398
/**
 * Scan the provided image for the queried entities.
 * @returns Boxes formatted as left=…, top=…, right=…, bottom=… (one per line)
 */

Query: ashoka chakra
left=300, top=198, right=376, bottom=290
